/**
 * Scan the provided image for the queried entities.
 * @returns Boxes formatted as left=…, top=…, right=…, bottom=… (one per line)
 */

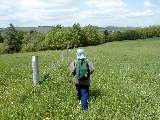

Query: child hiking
left=70, top=49, right=94, bottom=110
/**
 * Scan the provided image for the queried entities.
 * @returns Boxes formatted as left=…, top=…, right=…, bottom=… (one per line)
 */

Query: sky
left=0, top=0, right=160, bottom=27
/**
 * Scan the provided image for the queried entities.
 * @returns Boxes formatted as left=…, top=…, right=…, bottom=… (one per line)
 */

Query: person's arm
left=70, top=61, right=76, bottom=76
left=88, top=61, right=94, bottom=74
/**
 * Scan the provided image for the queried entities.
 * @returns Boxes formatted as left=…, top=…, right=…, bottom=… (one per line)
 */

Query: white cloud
left=144, top=1, right=152, bottom=7
left=0, top=0, right=160, bottom=27
left=81, top=0, right=127, bottom=19
left=126, top=10, right=154, bottom=18
left=86, top=0, right=126, bottom=9
left=76, top=0, right=159, bottom=26
left=77, top=0, right=128, bottom=26
left=0, top=0, right=79, bottom=27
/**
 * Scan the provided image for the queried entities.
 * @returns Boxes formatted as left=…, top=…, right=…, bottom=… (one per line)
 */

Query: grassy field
left=0, top=38, right=160, bottom=119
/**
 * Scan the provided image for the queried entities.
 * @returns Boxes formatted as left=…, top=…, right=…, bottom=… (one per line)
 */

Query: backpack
left=75, top=59, right=90, bottom=81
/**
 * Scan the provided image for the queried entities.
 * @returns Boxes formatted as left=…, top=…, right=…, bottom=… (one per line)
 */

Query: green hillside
left=95, top=26, right=140, bottom=32
left=0, top=26, right=52, bottom=33
left=0, top=38, right=160, bottom=119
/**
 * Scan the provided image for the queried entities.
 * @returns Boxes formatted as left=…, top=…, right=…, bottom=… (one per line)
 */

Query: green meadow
left=0, top=38, right=160, bottom=119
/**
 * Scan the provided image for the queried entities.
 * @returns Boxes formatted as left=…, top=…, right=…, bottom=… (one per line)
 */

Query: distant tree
left=115, top=31, right=124, bottom=41
left=0, top=32, right=3, bottom=43
left=104, top=30, right=109, bottom=42
left=45, top=27, right=74, bottom=50
left=3, top=24, right=22, bottom=53
left=55, top=24, right=62, bottom=29
left=21, top=31, right=46, bottom=52
left=108, top=32, right=116, bottom=42
left=72, top=23, right=85, bottom=47
left=82, top=25, right=104, bottom=46
left=124, top=30, right=140, bottom=40
left=155, top=26, right=160, bottom=37
left=73, top=23, right=81, bottom=30
left=31, top=32, right=46, bottom=51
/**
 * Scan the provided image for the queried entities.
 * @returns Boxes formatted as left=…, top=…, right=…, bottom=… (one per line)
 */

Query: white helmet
left=76, top=48, right=86, bottom=60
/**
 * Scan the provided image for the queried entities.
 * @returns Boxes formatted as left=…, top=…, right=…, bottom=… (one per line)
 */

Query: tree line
left=106, top=26, right=160, bottom=42
left=0, top=23, right=160, bottom=54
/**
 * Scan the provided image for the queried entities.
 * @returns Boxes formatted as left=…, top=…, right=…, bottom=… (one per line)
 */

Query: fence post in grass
left=32, top=56, right=40, bottom=85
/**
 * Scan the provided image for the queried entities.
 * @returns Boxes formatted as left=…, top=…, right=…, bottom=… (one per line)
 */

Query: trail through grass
left=0, top=38, right=160, bottom=119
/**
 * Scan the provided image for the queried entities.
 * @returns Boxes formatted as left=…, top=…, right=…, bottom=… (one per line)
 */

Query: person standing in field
left=70, top=48, right=94, bottom=110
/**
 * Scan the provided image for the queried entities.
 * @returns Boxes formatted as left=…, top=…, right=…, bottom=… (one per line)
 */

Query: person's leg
left=75, top=84, right=81, bottom=100
left=81, top=85, right=89, bottom=110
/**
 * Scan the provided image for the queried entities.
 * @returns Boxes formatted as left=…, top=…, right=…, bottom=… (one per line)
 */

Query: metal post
left=32, top=56, right=40, bottom=85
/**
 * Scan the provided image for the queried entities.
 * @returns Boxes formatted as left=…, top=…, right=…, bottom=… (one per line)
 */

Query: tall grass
left=0, top=38, right=160, bottom=119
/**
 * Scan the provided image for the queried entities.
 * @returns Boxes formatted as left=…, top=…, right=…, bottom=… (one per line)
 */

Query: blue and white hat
left=76, top=49, right=86, bottom=60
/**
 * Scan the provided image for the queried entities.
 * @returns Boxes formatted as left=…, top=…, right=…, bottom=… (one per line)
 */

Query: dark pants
left=76, top=84, right=89, bottom=110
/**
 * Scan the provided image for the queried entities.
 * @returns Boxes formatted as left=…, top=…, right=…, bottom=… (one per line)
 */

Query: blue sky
left=0, top=0, right=160, bottom=27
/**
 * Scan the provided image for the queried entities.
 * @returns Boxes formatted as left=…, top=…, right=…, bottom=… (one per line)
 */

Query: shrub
left=3, top=24, right=22, bottom=53
left=104, top=30, right=109, bottom=42
left=0, top=43, right=5, bottom=54
left=21, top=31, right=46, bottom=52
left=108, top=31, right=125, bottom=42
left=71, top=23, right=84, bottom=47
left=0, top=32, right=4, bottom=43
left=21, top=43, right=36, bottom=52
left=82, top=25, right=105, bottom=46
left=45, top=27, right=76, bottom=50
